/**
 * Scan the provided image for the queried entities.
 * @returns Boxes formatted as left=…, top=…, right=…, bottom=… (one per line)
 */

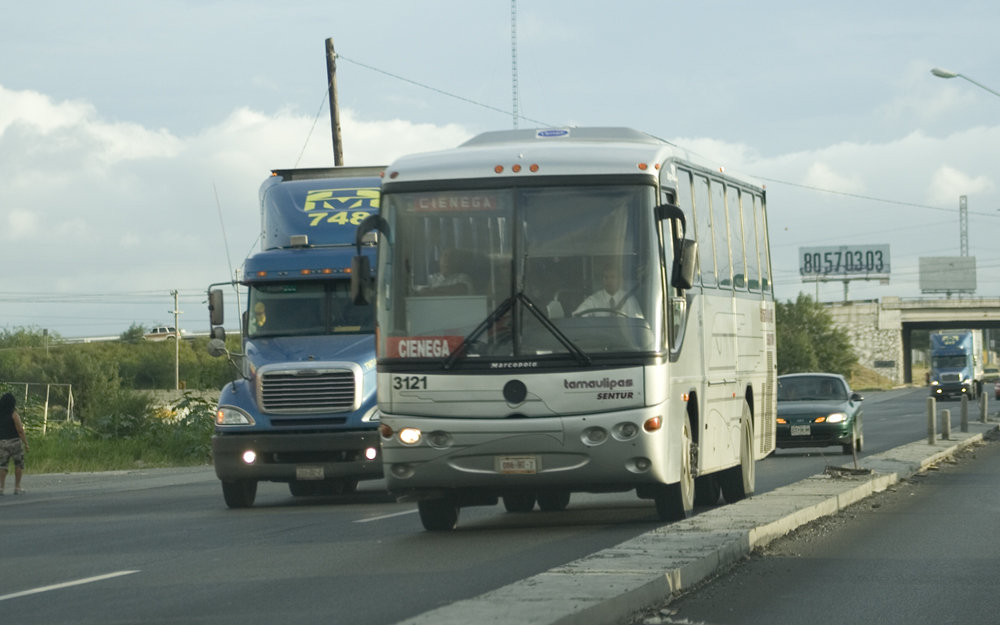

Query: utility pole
left=511, top=0, right=519, bottom=128
left=959, top=195, right=968, bottom=256
left=325, top=37, right=344, bottom=166
left=170, top=290, right=181, bottom=390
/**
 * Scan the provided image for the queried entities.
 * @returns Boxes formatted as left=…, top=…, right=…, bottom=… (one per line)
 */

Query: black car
left=776, top=373, right=864, bottom=454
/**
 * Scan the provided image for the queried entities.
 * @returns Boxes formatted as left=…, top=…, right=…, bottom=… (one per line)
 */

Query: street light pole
left=930, top=67, right=1000, bottom=99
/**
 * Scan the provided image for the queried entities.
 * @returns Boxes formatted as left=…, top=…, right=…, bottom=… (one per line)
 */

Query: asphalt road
left=0, top=386, right=979, bottom=625
left=633, top=428, right=1000, bottom=625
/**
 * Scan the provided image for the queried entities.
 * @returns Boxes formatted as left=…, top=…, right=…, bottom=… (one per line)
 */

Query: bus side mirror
left=352, top=214, right=389, bottom=306
left=672, top=239, right=697, bottom=291
left=656, top=203, right=696, bottom=291
left=209, top=289, right=225, bottom=326
left=351, top=255, right=371, bottom=305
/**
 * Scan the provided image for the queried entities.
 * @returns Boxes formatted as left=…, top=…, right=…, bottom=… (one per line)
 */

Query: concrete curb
left=393, top=420, right=998, bottom=625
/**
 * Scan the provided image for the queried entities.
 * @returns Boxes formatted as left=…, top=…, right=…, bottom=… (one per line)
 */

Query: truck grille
left=260, top=369, right=357, bottom=414
left=940, top=373, right=961, bottom=383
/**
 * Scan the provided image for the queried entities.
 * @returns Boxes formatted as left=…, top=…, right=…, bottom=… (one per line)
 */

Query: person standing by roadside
left=0, top=392, right=29, bottom=495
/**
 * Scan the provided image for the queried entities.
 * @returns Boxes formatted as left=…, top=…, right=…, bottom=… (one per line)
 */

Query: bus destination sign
left=799, top=244, right=890, bottom=281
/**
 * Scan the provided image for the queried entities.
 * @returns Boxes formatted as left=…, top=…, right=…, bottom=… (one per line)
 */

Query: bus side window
left=693, top=175, right=714, bottom=287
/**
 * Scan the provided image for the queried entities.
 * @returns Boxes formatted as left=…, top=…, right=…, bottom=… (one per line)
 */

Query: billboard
left=799, top=245, right=890, bottom=282
left=919, top=256, right=977, bottom=294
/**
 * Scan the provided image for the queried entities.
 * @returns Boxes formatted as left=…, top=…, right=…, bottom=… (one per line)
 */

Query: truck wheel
left=289, top=481, right=318, bottom=497
left=418, top=499, right=460, bottom=531
left=222, top=480, right=257, bottom=508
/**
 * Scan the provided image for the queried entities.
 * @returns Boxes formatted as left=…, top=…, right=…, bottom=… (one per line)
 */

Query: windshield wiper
left=443, top=292, right=591, bottom=369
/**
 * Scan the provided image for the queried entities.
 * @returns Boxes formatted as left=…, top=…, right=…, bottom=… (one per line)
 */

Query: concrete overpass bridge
left=825, top=296, right=1000, bottom=385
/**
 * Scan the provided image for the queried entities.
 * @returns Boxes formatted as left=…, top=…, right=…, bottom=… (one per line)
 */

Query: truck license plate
left=296, top=466, right=325, bottom=480
left=790, top=425, right=811, bottom=437
left=496, top=456, right=538, bottom=474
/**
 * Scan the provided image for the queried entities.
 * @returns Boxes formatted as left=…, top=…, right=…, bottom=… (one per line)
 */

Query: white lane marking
left=354, top=508, right=419, bottom=523
left=0, top=570, right=139, bottom=602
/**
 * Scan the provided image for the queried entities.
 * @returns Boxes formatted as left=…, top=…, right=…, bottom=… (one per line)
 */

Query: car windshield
left=777, top=376, right=847, bottom=402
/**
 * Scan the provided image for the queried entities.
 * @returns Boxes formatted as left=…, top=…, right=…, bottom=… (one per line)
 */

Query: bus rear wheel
left=503, top=493, right=536, bottom=512
left=418, top=499, right=460, bottom=531
left=537, top=491, right=571, bottom=511
left=719, top=402, right=755, bottom=503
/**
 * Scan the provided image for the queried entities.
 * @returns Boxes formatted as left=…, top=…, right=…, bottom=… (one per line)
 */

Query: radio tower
left=511, top=0, right=519, bottom=128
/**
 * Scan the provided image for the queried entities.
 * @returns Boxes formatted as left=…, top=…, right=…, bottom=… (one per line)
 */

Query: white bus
left=353, top=127, right=776, bottom=530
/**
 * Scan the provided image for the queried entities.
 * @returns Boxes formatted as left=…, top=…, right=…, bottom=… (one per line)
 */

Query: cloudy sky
left=2, top=1, right=999, bottom=338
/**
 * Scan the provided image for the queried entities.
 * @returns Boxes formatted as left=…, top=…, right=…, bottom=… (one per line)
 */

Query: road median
left=394, top=419, right=999, bottom=625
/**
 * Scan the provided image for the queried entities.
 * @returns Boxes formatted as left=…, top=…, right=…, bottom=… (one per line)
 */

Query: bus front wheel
left=654, top=418, right=694, bottom=521
left=418, top=499, right=460, bottom=531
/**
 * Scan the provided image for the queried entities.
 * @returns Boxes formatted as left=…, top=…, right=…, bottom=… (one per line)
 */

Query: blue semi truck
left=206, top=166, right=384, bottom=508
left=928, top=329, right=984, bottom=400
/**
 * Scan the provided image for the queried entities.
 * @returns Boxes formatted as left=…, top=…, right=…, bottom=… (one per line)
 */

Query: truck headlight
left=216, top=406, right=255, bottom=426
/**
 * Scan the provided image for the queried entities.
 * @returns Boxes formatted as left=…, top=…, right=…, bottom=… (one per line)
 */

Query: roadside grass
left=20, top=393, right=215, bottom=475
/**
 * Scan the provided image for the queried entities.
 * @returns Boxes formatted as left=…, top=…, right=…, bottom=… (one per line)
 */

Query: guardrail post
left=961, top=395, right=969, bottom=432
left=928, top=397, right=937, bottom=444
left=941, top=408, right=951, bottom=440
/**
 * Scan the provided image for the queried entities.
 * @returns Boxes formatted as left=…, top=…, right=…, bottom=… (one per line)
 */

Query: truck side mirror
left=207, top=338, right=229, bottom=358
left=209, top=289, right=225, bottom=326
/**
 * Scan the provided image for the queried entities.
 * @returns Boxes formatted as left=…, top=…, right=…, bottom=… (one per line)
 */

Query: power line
left=335, top=53, right=552, bottom=128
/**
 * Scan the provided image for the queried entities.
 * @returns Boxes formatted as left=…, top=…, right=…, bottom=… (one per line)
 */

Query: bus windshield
left=376, top=184, right=663, bottom=363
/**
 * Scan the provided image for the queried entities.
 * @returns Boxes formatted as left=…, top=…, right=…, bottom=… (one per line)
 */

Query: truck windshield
left=248, top=280, right=373, bottom=338
left=376, top=184, right=663, bottom=363
left=932, top=355, right=969, bottom=369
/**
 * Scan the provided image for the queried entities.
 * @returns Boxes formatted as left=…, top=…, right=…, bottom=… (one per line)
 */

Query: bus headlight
left=582, top=426, right=608, bottom=446
left=399, top=427, right=423, bottom=445
left=613, top=422, right=640, bottom=441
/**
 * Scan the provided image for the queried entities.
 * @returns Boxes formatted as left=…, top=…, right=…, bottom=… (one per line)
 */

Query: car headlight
left=825, top=412, right=848, bottom=423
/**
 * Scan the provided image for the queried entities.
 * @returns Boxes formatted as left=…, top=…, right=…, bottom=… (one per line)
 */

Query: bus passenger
left=573, top=265, right=643, bottom=318
left=417, top=248, right=474, bottom=296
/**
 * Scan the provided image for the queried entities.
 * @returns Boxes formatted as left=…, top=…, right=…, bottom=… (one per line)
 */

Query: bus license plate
left=296, top=466, right=325, bottom=480
left=496, top=456, right=538, bottom=474
left=790, top=425, right=811, bottom=437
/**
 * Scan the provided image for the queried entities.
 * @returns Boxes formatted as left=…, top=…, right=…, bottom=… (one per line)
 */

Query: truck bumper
left=212, top=431, right=383, bottom=483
